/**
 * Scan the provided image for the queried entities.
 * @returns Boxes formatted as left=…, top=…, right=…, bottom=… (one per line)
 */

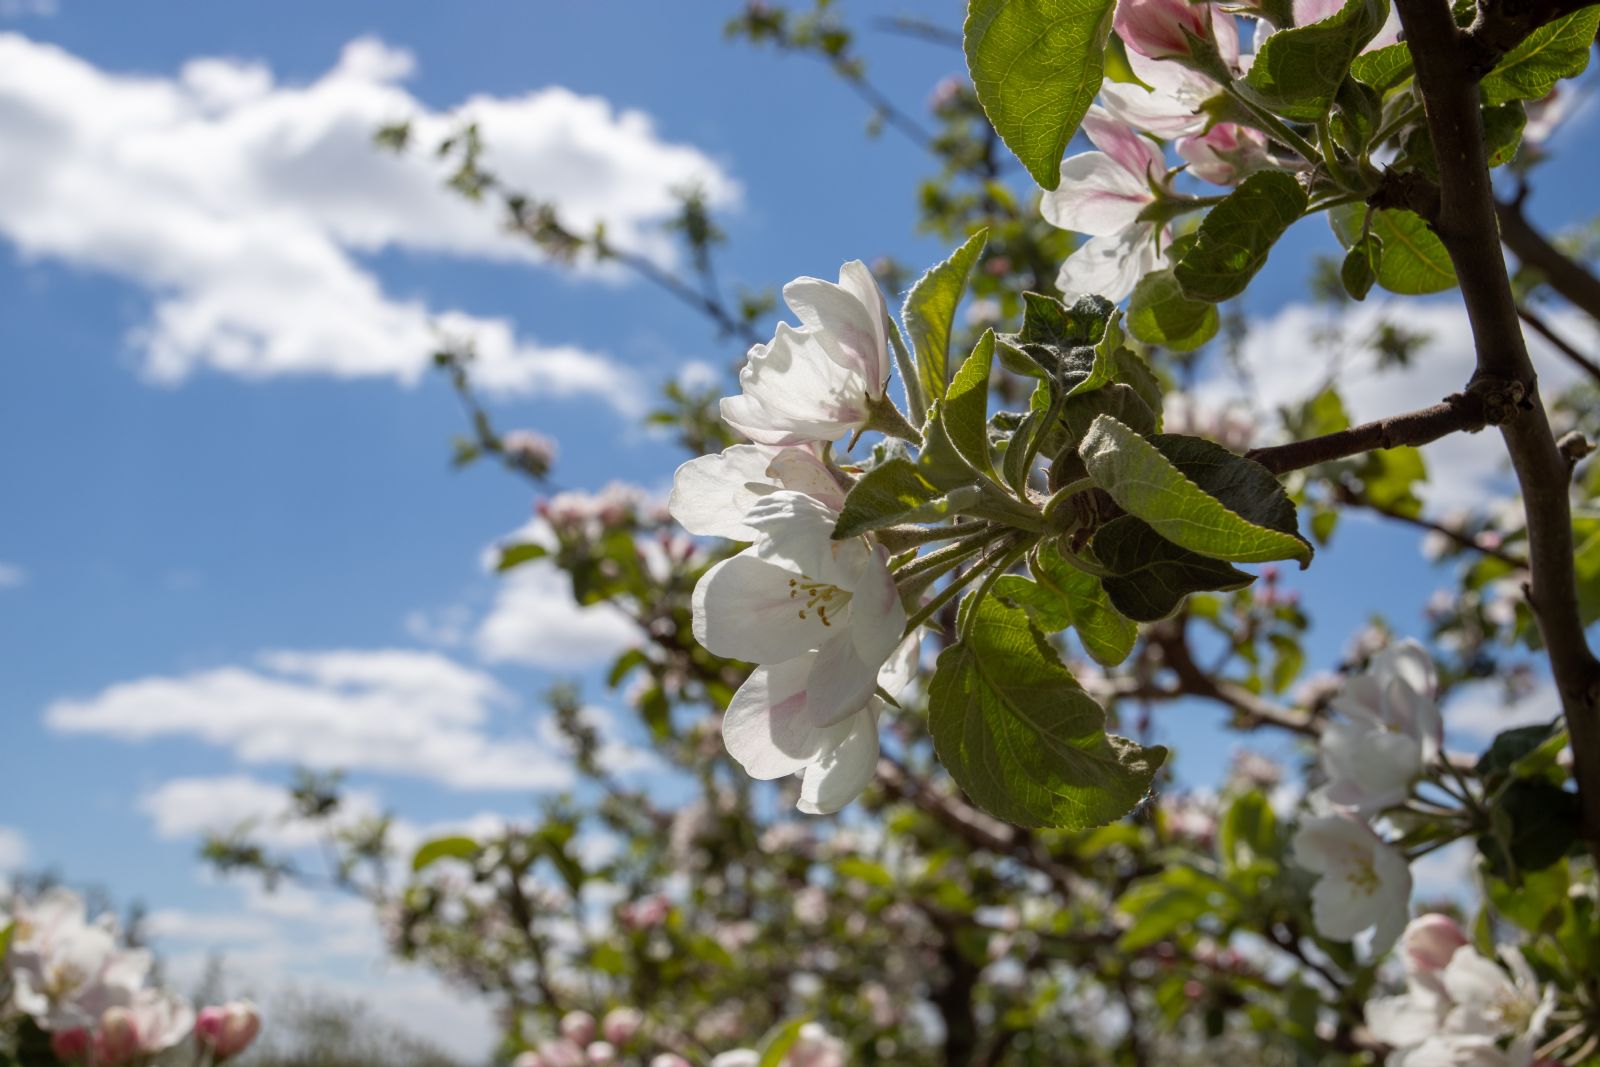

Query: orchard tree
left=33, top=1, right=1593, bottom=1066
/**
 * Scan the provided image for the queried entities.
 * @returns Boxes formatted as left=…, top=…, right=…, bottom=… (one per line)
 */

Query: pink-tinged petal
left=1083, top=106, right=1163, bottom=181
left=744, top=490, right=868, bottom=586
left=765, top=447, right=847, bottom=512
left=723, top=655, right=854, bottom=778
left=1055, top=224, right=1168, bottom=302
left=1115, top=0, right=1214, bottom=60
left=1101, top=76, right=1212, bottom=139
left=797, top=703, right=881, bottom=814
left=721, top=324, right=872, bottom=445
left=848, top=547, right=907, bottom=669
left=805, top=630, right=881, bottom=727
left=692, top=552, right=831, bottom=663
left=1176, top=122, right=1270, bottom=185
left=784, top=262, right=888, bottom=398
left=1041, top=152, right=1154, bottom=236
left=668, top=445, right=781, bottom=540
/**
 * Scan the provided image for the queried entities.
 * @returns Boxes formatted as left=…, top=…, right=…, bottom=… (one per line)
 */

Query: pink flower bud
left=601, top=1008, right=643, bottom=1046
left=195, top=1001, right=262, bottom=1061
left=559, top=1012, right=597, bottom=1046
left=1115, top=0, right=1215, bottom=60
left=1402, top=914, right=1469, bottom=982
left=538, top=1039, right=587, bottom=1067
left=586, top=1040, right=618, bottom=1065
left=50, top=1029, right=90, bottom=1063
left=95, top=1009, right=141, bottom=1067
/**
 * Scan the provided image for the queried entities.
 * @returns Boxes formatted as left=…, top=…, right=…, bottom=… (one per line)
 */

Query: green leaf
left=531, top=830, right=586, bottom=895
left=1477, top=719, right=1565, bottom=783
left=1174, top=172, right=1308, bottom=303
left=0, top=921, right=13, bottom=964
left=1487, top=862, right=1569, bottom=933
left=755, top=1017, right=811, bottom=1067
left=836, top=856, right=896, bottom=887
left=1128, top=269, right=1221, bottom=351
left=1357, top=446, right=1427, bottom=517
left=1240, top=0, right=1390, bottom=120
left=1062, top=381, right=1159, bottom=445
left=945, top=330, right=999, bottom=477
left=1483, top=101, right=1527, bottom=167
left=1481, top=4, right=1600, bottom=106
left=1003, top=409, right=1045, bottom=494
left=412, top=835, right=479, bottom=872
left=1219, top=790, right=1279, bottom=872
left=1117, top=867, right=1239, bottom=950
left=1341, top=233, right=1382, bottom=300
left=1330, top=205, right=1457, bottom=294
left=497, top=542, right=550, bottom=571
left=1350, top=42, right=1413, bottom=91
left=965, top=0, right=1117, bottom=188
left=905, top=230, right=989, bottom=403
left=1079, top=417, right=1313, bottom=565
left=1093, top=516, right=1255, bottom=621
left=1112, top=345, right=1165, bottom=425
left=929, top=597, right=1166, bottom=828
left=833, top=458, right=970, bottom=538
left=993, top=540, right=1138, bottom=666
left=1485, top=780, right=1583, bottom=874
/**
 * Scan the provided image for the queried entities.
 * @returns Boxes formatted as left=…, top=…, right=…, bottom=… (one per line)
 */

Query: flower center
left=789, top=576, right=850, bottom=627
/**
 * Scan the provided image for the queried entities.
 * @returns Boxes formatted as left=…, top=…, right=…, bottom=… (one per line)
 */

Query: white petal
left=805, top=629, right=881, bottom=727
left=722, top=655, right=854, bottom=778
left=1366, top=992, right=1446, bottom=1048
left=721, top=324, right=871, bottom=445
left=668, top=445, right=780, bottom=540
left=849, top=547, right=907, bottom=668
left=745, top=491, right=867, bottom=586
left=784, top=259, right=890, bottom=392
left=766, top=447, right=847, bottom=512
left=878, top=633, right=922, bottom=699
left=797, top=704, right=881, bottom=814
left=1040, top=152, right=1154, bottom=236
left=692, top=553, right=830, bottom=663
left=1056, top=226, right=1167, bottom=303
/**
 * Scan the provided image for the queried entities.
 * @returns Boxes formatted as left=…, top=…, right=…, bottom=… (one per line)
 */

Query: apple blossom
left=1314, top=640, right=1443, bottom=815
left=1291, top=814, right=1412, bottom=951
left=1441, top=947, right=1554, bottom=1042
left=1040, top=109, right=1175, bottom=301
left=1404, top=914, right=1471, bottom=992
left=513, top=1054, right=547, bottom=1067
left=1114, top=0, right=1220, bottom=61
left=649, top=1056, right=692, bottom=1067
left=669, top=444, right=843, bottom=541
left=695, top=490, right=905, bottom=729
left=709, top=1053, right=761, bottom=1067
left=601, top=1007, right=643, bottom=1046
left=99, top=990, right=195, bottom=1063
left=720, top=261, right=891, bottom=446
left=96, top=1007, right=141, bottom=1067
left=787, top=1022, right=848, bottom=1067
left=586, top=1040, right=618, bottom=1064
left=1099, top=15, right=1241, bottom=138
left=50, top=1029, right=91, bottom=1063
left=1177, top=123, right=1271, bottom=185
left=194, top=1000, right=261, bottom=1061
left=8, top=888, right=151, bottom=1032
left=1365, top=915, right=1470, bottom=1051
left=560, top=1010, right=598, bottom=1046
left=538, top=1037, right=589, bottom=1067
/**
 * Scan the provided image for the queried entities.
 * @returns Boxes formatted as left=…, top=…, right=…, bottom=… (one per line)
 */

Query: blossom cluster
left=2, top=886, right=260, bottom=1065
left=669, top=261, right=916, bottom=815
left=1290, top=641, right=1441, bottom=951
left=1039, top=0, right=1399, bottom=301
left=1367, top=914, right=1555, bottom=1066
left=512, top=1013, right=845, bottom=1067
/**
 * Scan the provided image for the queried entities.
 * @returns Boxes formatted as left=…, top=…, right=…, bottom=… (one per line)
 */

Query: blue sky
left=1, top=0, right=1594, bottom=1055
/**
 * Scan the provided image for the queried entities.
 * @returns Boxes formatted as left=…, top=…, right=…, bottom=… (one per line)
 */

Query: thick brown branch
left=1395, top=0, right=1600, bottom=856
left=1244, top=393, right=1492, bottom=475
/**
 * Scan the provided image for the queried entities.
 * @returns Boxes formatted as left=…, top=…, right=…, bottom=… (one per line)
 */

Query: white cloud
left=0, top=825, right=27, bottom=871
left=0, top=562, right=23, bottom=589
left=0, top=34, right=737, bottom=402
left=1442, top=677, right=1563, bottom=743
left=1204, top=299, right=1589, bottom=508
left=45, top=648, right=575, bottom=791
left=139, top=774, right=385, bottom=848
left=474, top=564, right=638, bottom=668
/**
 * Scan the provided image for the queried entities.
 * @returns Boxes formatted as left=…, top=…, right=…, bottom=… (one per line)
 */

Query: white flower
left=709, top=1053, right=760, bottom=1067
left=1315, top=640, right=1443, bottom=815
left=1099, top=20, right=1241, bottom=139
left=721, top=261, right=890, bottom=445
left=97, top=989, right=197, bottom=1064
left=696, top=491, right=905, bottom=723
left=669, top=444, right=843, bottom=541
left=8, top=888, right=150, bottom=1032
left=1365, top=915, right=1470, bottom=1051
left=787, top=1023, right=848, bottom=1067
left=1041, top=108, right=1174, bottom=302
left=1373, top=942, right=1556, bottom=1067
left=1441, top=947, right=1554, bottom=1043
left=1291, top=814, right=1412, bottom=952
left=1176, top=122, right=1271, bottom=185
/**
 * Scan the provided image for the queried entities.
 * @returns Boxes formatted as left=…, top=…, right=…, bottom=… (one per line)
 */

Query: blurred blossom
left=194, top=1000, right=260, bottom=1061
left=601, top=1007, right=643, bottom=1046
left=793, top=885, right=828, bottom=926
left=586, top=1040, right=618, bottom=1064
left=965, top=297, right=1001, bottom=327
left=1228, top=749, right=1283, bottom=789
left=618, top=895, right=671, bottom=931
left=560, top=1011, right=597, bottom=1046
left=502, top=429, right=558, bottom=470
left=1291, top=814, right=1412, bottom=952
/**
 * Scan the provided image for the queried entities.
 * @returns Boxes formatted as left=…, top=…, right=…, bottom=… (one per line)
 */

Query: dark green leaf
left=1128, top=269, right=1221, bottom=351
left=1350, top=43, right=1413, bottom=91
left=1341, top=233, right=1382, bottom=300
left=1174, top=172, right=1308, bottom=303
left=833, top=458, right=963, bottom=538
left=965, top=0, right=1117, bottom=188
left=1094, top=516, right=1255, bottom=621
left=929, top=597, right=1166, bottom=828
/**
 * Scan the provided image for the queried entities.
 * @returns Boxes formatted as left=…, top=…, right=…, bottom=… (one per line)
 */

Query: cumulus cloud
left=1200, top=299, right=1589, bottom=508
left=1442, top=677, right=1563, bottom=742
left=45, top=648, right=574, bottom=791
left=0, top=562, right=24, bottom=589
left=474, top=563, right=639, bottom=668
left=0, top=34, right=737, bottom=402
left=139, top=774, right=387, bottom=848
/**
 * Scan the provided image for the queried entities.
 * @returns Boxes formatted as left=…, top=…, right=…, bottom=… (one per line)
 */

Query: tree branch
left=1463, top=0, right=1600, bottom=74
left=1244, top=392, right=1493, bottom=475
left=1330, top=482, right=1529, bottom=568
left=1394, top=0, right=1600, bottom=857
left=1516, top=303, right=1600, bottom=386
left=1497, top=192, right=1600, bottom=329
